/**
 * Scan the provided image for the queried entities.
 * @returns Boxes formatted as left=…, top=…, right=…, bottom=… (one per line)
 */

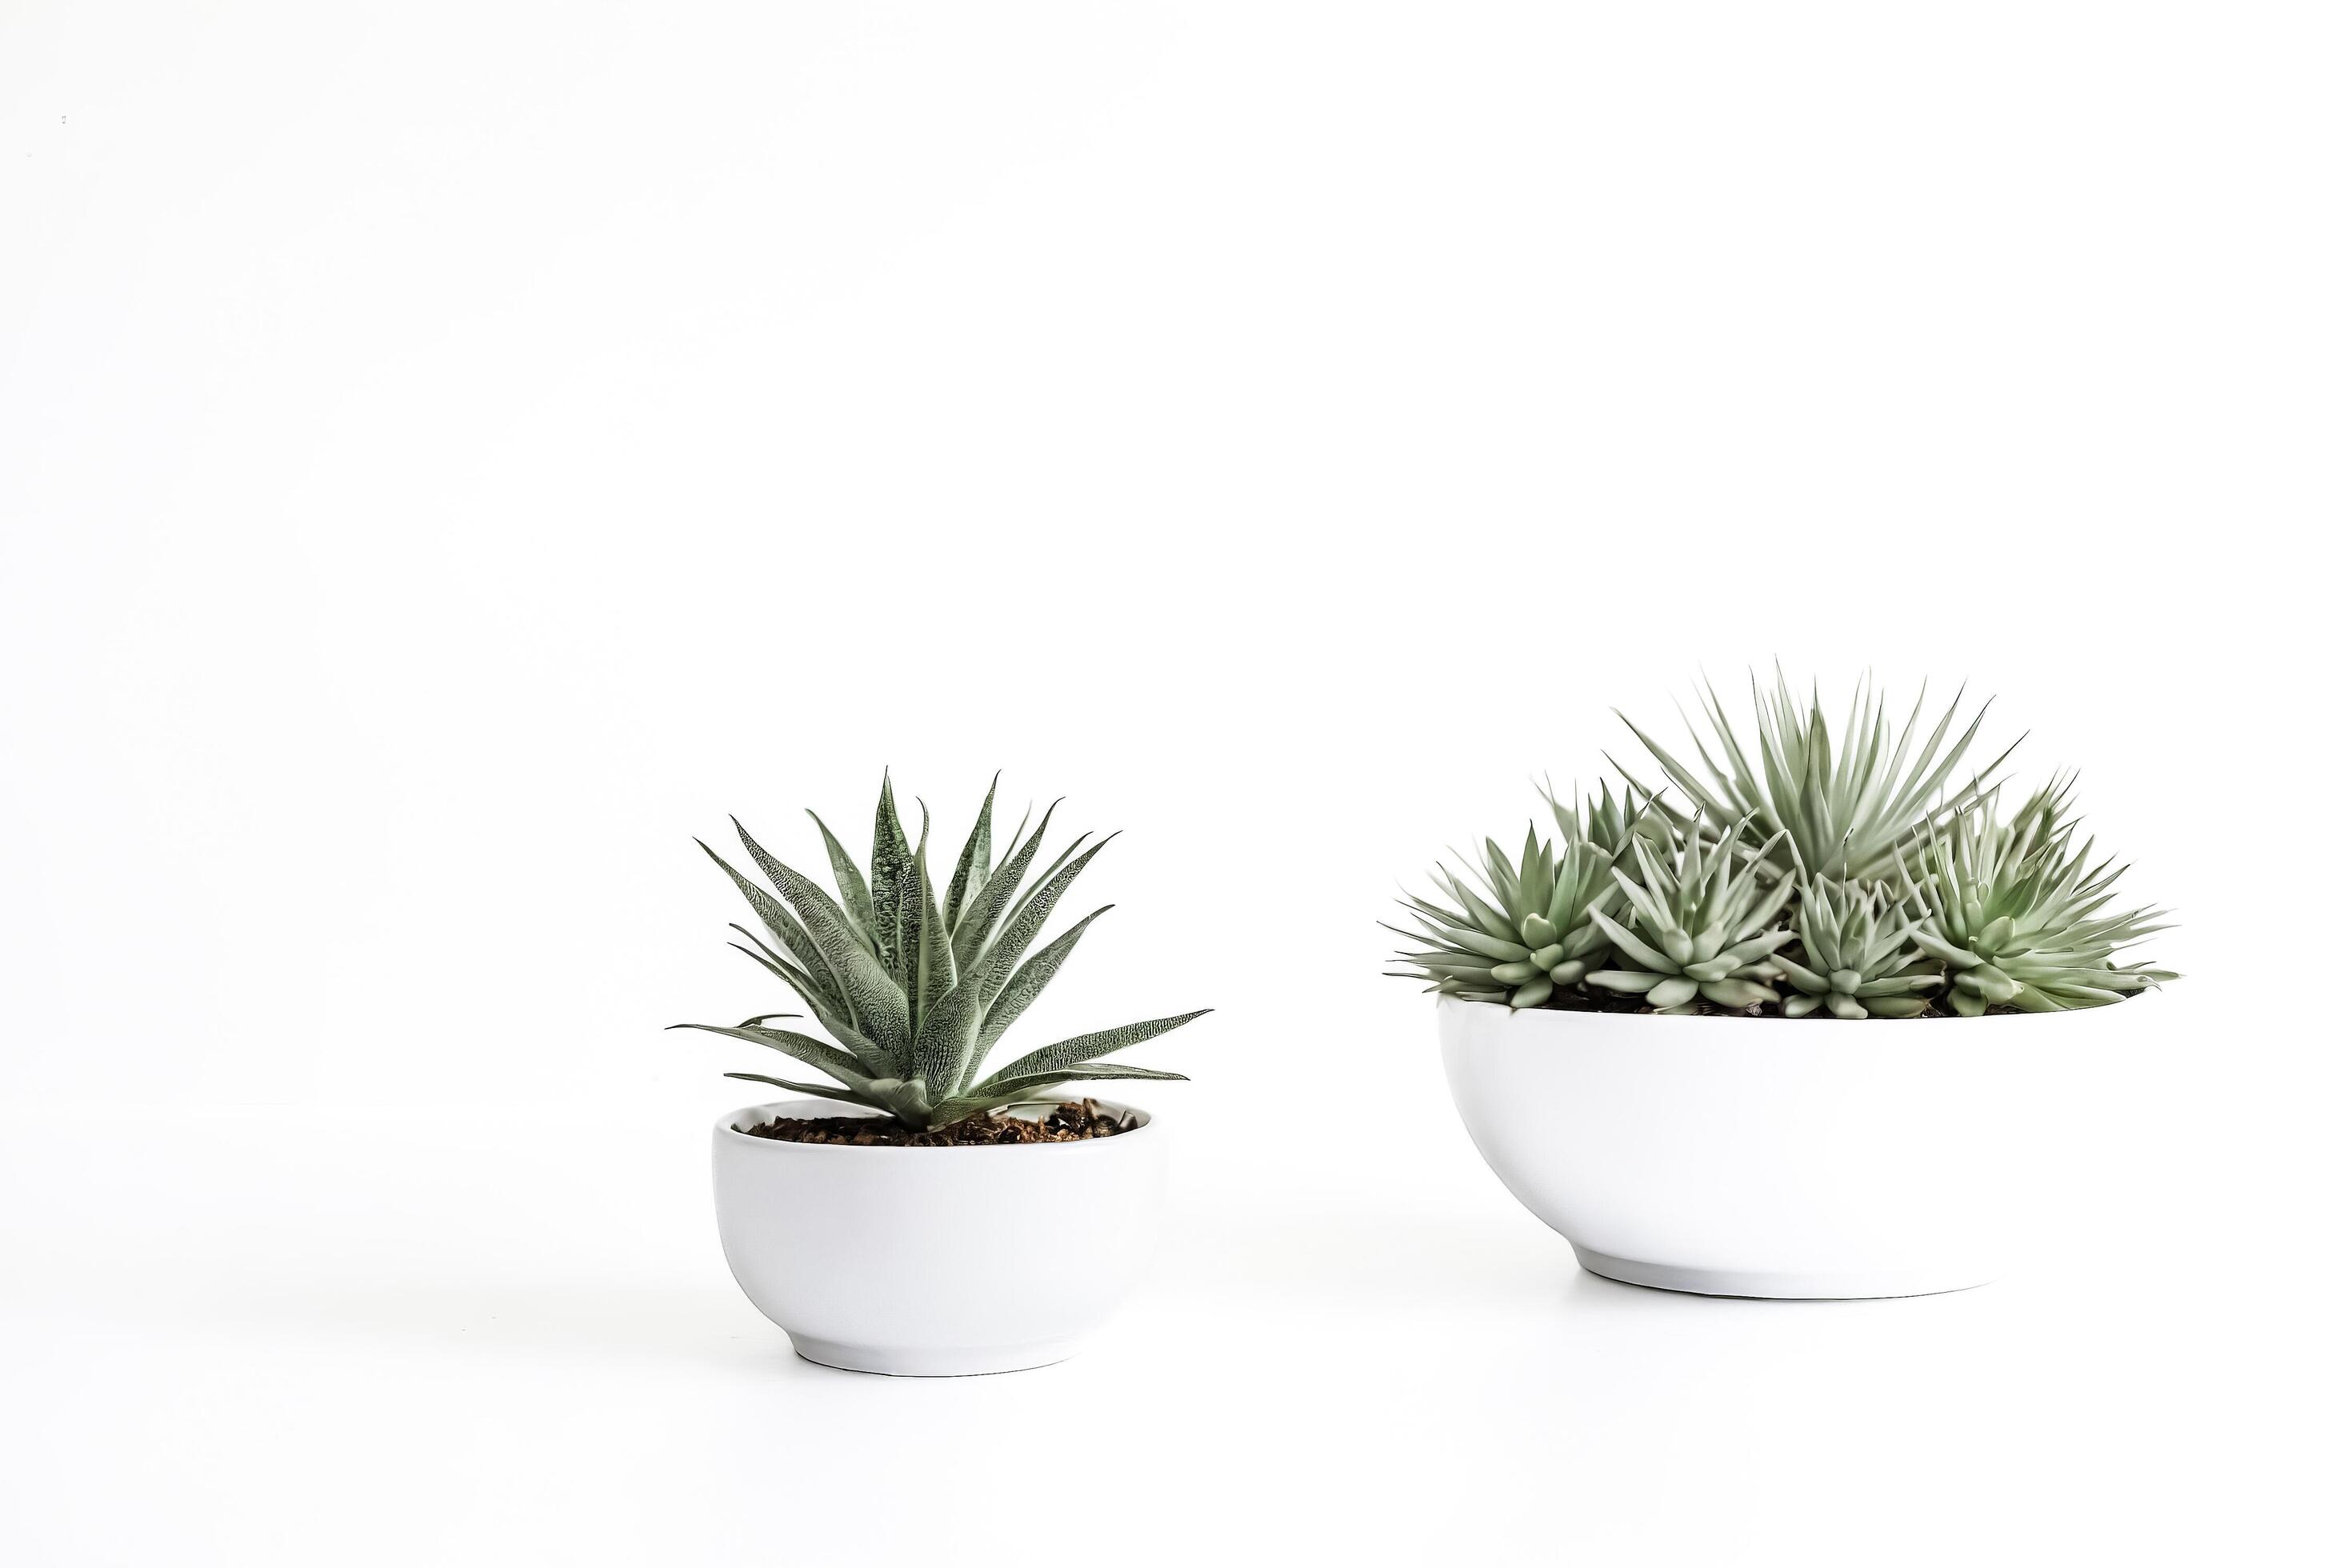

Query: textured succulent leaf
left=968, top=835, right=1116, bottom=1014
left=726, top=928, right=894, bottom=1074
left=700, top=841, right=844, bottom=1006
left=1390, top=793, right=1629, bottom=1009
left=942, top=772, right=998, bottom=934
left=913, top=840, right=954, bottom=1030
left=952, top=799, right=1062, bottom=972
left=693, top=778, right=1204, bottom=1126
left=975, top=904, right=1112, bottom=1058
left=906, top=834, right=1114, bottom=1094
left=980, top=1009, right=1212, bottom=1087
left=868, top=773, right=914, bottom=979
left=1616, top=673, right=2017, bottom=883
left=803, top=811, right=875, bottom=944
left=1898, top=776, right=2175, bottom=1013
left=722, top=1072, right=878, bottom=1108
left=731, top=820, right=913, bottom=1067
left=1777, top=875, right=1938, bottom=1019
left=666, top=1022, right=871, bottom=1087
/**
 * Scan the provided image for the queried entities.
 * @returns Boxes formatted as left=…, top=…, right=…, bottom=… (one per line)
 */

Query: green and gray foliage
left=1614, top=671, right=2013, bottom=882
left=1390, top=674, right=2174, bottom=1019
left=1584, top=820, right=1795, bottom=1013
left=676, top=774, right=1209, bottom=1126
left=1778, top=876, right=1941, bottom=1019
left=1385, top=785, right=1646, bottom=1009
left=1897, top=778, right=2176, bottom=1014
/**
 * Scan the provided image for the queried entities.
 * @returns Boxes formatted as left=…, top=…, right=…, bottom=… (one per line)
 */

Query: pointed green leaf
left=952, top=799, right=1062, bottom=972
left=702, top=840, right=843, bottom=1008
left=869, top=771, right=913, bottom=978
left=666, top=1022, right=871, bottom=1088
left=942, top=773, right=998, bottom=934
left=981, top=1008, right=1211, bottom=1088
left=722, top=1072, right=878, bottom=1110
left=732, top=823, right=912, bottom=1070
left=802, top=811, right=874, bottom=944
left=974, top=905, right=1112, bottom=1060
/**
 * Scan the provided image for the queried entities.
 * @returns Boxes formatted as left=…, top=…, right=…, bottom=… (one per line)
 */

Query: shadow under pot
left=711, top=1098, right=1167, bottom=1375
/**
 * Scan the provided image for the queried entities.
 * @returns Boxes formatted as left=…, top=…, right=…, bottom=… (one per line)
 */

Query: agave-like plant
left=674, top=774, right=1209, bottom=1128
left=1776, top=876, right=1941, bottom=1019
left=1390, top=675, right=2175, bottom=1019
left=1386, top=785, right=1648, bottom=1008
left=1898, top=778, right=2176, bottom=1014
left=1614, top=670, right=2017, bottom=882
left=1586, top=818, right=1796, bottom=1013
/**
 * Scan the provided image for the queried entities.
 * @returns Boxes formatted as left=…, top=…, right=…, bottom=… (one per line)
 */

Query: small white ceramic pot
left=712, top=1098, right=1167, bottom=1375
left=1438, top=995, right=2123, bottom=1298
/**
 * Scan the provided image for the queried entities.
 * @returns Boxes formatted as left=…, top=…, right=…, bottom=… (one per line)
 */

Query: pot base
left=788, top=1334, right=1082, bottom=1378
left=1573, top=1247, right=1997, bottom=1301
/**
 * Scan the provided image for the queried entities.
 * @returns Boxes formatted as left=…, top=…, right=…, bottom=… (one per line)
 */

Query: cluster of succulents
left=1390, top=674, right=2174, bottom=1018
left=676, top=774, right=1208, bottom=1126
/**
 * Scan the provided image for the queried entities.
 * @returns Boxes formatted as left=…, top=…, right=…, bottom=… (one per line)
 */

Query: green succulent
left=1586, top=820, right=1797, bottom=1013
left=1898, top=778, right=2176, bottom=1014
left=1386, top=785, right=1650, bottom=1008
left=673, top=774, right=1209, bottom=1129
left=1776, top=876, right=1941, bottom=1018
left=1614, top=670, right=2016, bottom=882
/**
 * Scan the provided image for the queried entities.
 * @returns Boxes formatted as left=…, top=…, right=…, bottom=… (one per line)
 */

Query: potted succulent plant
left=678, top=774, right=1209, bottom=1375
left=1390, top=674, right=2174, bottom=1300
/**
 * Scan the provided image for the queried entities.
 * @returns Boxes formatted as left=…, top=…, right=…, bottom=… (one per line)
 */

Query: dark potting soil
left=1509, top=988, right=2144, bottom=1019
left=740, top=1099, right=1140, bottom=1146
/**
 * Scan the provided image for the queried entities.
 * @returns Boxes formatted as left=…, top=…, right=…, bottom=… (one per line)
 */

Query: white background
left=4, top=2, right=2346, bottom=1562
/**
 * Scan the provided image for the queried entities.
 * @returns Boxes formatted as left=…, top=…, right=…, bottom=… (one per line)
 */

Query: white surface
left=1438, top=997, right=2105, bottom=1298
left=2, top=0, right=2346, bottom=1562
left=714, top=1098, right=1166, bottom=1374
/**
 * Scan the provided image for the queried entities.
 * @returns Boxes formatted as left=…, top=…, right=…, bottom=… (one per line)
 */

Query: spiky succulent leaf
left=803, top=811, right=874, bottom=943
left=726, top=926, right=894, bottom=1074
left=1389, top=786, right=1650, bottom=1009
left=666, top=1022, right=871, bottom=1088
left=701, top=841, right=844, bottom=1007
left=682, top=780, right=1204, bottom=1128
left=1775, top=876, right=1940, bottom=1019
left=941, top=773, right=997, bottom=934
left=981, top=1009, right=1214, bottom=1087
left=1614, top=672, right=2016, bottom=882
left=722, top=1072, right=877, bottom=1108
left=974, top=905, right=1112, bottom=1058
left=868, top=773, right=915, bottom=980
left=1582, top=818, right=1794, bottom=1012
left=950, top=800, right=1061, bottom=972
left=1898, top=778, right=2176, bottom=1012
left=733, top=819, right=913, bottom=1070
left=969, top=835, right=1114, bottom=1012
left=913, top=846, right=954, bottom=1030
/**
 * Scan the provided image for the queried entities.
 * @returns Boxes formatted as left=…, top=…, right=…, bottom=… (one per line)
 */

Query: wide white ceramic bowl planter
left=1438, top=994, right=2123, bottom=1299
left=712, top=1098, right=1167, bottom=1375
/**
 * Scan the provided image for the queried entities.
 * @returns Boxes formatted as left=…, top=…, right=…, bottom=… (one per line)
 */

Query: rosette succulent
left=1776, top=876, right=1941, bottom=1018
left=674, top=774, right=1209, bottom=1128
left=1585, top=820, right=1797, bottom=1013
left=1386, top=785, right=1650, bottom=1008
left=1388, top=672, right=2175, bottom=1019
left=1898, top=779, right=2176, bottom=1014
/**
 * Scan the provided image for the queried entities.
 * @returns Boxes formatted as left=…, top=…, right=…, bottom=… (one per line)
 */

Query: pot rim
left=715, top=1096, right=1158, bottom=1152
left=1433, top=992, right=2156, bottom=1027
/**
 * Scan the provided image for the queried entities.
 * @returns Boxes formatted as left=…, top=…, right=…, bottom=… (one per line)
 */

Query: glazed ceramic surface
left=1438, top=996, right=2123, bottom=1298
left=712, top=1098, right=1166, bottom=1375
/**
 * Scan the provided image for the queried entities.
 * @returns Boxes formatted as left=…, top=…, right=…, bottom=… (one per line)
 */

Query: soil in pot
left=741, top=1099, right=1140, bottom=1147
